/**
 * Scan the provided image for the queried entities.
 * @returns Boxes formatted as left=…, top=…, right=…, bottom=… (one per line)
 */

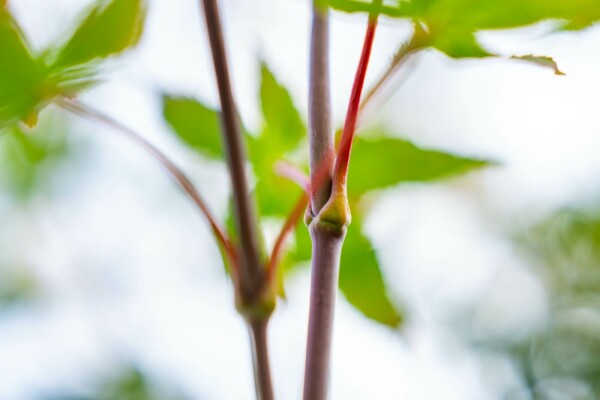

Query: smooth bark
left=199, top=0, right=263, bottom=298
left=303, top=224, right=346, bottom=400
left=198, top=1, right=274, bottom=399
left=249, top=319, right=275, bottom=400
left=308, top=5, right=334, bottom=216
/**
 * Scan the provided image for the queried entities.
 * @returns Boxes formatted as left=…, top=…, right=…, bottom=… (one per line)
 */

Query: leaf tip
left=511, top=54, right=566, bottom=76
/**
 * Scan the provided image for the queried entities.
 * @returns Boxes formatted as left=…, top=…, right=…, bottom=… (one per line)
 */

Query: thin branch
left=359, top=26, right=421, bottom=116
left=268, top=162, right=309, bottom=283
left=275, top=161, right=310, bottom=192
left=58, top=98, right=237, bottom=267
left=332, top=14, right=379, bottom=194
left=249, top=319, right=275, bottom=400
left=308, top=3, right=334, bottom=217
left=198, top=2, right=274, bottom=400
left=268, top=192, right=309, bottom=283
left=199, top=0, right=263, bottom=299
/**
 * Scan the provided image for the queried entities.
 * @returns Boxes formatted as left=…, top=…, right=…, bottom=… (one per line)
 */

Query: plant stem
left=58, top=98, right=237, bottom=266
left=268, top=192, right=309, bottom=282
left=359, top=24, right=424, bottom=120
left=303, top=5, right=380, bottom=398
left=359, top=29, right=418, bottom=114
left=308, top=4, right=334, bottom=216
left=199, top=0, right=263, bottom=299
left=303, top=223, right=346, bottom=400
left=333, top=16, right=378, bottom=192
left=303, top=3, right=339, bottom=399
left=249, top=319, right=275, bottom=400
left=198, top=1, right=274, bottom=399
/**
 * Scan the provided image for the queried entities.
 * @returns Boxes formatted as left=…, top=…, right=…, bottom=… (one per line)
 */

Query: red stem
left=268, top=192, right=309, bottom=282
left=333, top=17, right=378, bottom=192
left=269, top=163, right=310, bottom=283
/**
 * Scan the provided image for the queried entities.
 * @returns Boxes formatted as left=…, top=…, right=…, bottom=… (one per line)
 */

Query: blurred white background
left=1, top=0, right=600, bottom=398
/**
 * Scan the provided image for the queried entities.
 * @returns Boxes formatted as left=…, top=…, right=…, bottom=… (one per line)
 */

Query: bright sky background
left=2, top=0, right=600, bottom=399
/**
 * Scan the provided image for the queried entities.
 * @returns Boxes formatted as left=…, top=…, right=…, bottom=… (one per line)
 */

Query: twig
left=198, top=1, right=274, bottom=399
left=332, top=13, right=379, bottom=193
left=199, top=0, right=264, bottom=298
left=249, top=319, right=275, bottom=400
left=359, top=26, right=422, bottom=115
left=58, top=98, right=237, bottom=267
left=268, top=192, right=309, bottom=282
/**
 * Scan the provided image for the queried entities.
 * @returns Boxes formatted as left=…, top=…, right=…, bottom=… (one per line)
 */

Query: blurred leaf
left=96, top=368, right=154, bottom=400
left=282, top=219, right=312, bottom=270
left=315, top=0, right=408, bottom=16
left=249, top=147, right=303, bottom=217
left=512, top=210, right=600, bottom=395
left=0, top=120, right=70, bottom=198
left=44, top=366, right=189, bottom=400
left=259, top=62, right=305, bottom=153
left=322, top=0, right=600, bottom=59
left=0, top=7, right=49, bottom=127
left=427, top=26, right=491, bottom=58
left=162, top=61, right=307, bottom=217
left=512, top=55, right=565, bottom=75
left=524, top=210, right=600, bottom=297
left=1, top=0, right=146, bottom=129
left=282, top=212, right=403, bottom=327
left=51, top=0, right=146, bottom=69
left=250, top=62, right=307, bottom=217
left=348, top=134, right=489, bottom=196
left=0, top=269, right=39, bottom=309
left=162, top=96, right=223, bottom=159
left=339, top=214, right=403, bottom=327
left=470, top=209, right=600, bottom=397
left=292, top=221, right=312, bottom=263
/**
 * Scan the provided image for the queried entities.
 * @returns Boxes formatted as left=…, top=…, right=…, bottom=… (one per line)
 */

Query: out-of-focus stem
left=199, top=0, right=264, bottom=299
left=249, top=319, right=275, bottom=400
left=198, top=1, right=275, bottom=398
left=268, top=192, right=309, bottom=282
left=58, top=98, right=237, bottom=267
left=359, top=29, right=419, bottom=114
left=359, top=24, right=427, bottom=127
